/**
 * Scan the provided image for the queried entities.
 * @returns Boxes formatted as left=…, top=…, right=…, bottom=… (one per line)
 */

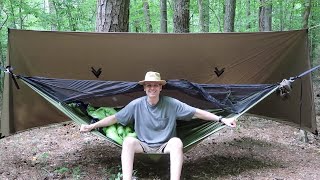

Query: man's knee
left=122, top=137, right=144, bottom=153
left=123, top=137, right=139, bottom=147
left=167, top=137, right=183, bottom=151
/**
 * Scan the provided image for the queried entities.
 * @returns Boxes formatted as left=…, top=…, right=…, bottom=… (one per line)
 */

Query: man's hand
left=221, top=117, right=237, bottom=128
left=80, top=124, right=94, bottom=132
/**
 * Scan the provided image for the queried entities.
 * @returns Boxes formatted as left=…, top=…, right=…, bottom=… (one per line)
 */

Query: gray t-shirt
left=115, top=96, right=196, bottom=147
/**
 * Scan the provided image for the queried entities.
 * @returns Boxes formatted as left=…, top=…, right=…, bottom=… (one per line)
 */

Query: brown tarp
left=0, top=29, right=317, bottom=136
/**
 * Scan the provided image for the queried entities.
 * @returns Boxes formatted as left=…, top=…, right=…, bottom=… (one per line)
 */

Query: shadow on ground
left=131, top=137, right=282, bottom=179
left=5, top=135, right=282, bottom=179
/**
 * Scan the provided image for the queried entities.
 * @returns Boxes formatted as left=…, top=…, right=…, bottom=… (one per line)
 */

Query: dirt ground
left=1, top=82, right=320, bottom=180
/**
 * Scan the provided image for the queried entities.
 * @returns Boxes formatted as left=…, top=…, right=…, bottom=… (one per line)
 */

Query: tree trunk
left=19, top=0, right=23, bottom=29
left=279, top=0, right=284, bottom=31
left=259, top=0, right=272, bottom=31
left=160, top=0, right=167, bottom=33
left=246, top=0, right=251, bottom=30
left=47, top=0, right=57, bottom=31
left=288, top=2, right=295, bottom=29
left=63, top=1, right=78, bottom=31
left=298, top=0, right=312, bottom=143
left=143, top=0, right=153, bottom=32
left=9, top=0, right=17, bottom=28
left=51, top=0, right=61, bottom=30
left=173, top=0, right=190, bottom=33
left=0, top=1, right=4, bottom=91
left=224, top=0, right=236, bottom=32
left=310, top=1, right=319, bottom=65
left=198, top=0, right=209, bottom=32
left=302, top=0, right=311, bottom=28
left=0, top=38, right=3, bottom=65
left=0, top=41, right=2, bottom=92
left=96, top=0, right=130, bottom=32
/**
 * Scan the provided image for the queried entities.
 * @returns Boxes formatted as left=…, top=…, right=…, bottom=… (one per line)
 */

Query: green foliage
left=103, top=165, right=137, bottom=180
left=39, top=152, right=49, bottom=159
left=72, top=166, right=86, bottom=179
left=36, top=152, right=50, bottom=165
left=54, top=165, right=85, bottom=179
left=103, top=165, right=123, bottom=180
left=54, top=166, right=69, bottom=174
left=189, top=0, right=199, bottom=32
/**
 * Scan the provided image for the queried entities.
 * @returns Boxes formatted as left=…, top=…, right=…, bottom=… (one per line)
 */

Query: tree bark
left=96, top=0, right=130, bottom=32
left=9, top=0, right=17, bottom=28
left=224, top=0, right=236, bottom=32
left=143, top=0, right=153, bottom=32
left=302, top=0, right=311, bottom=28
left=198, top=0, right=209, bottom=32
left=19, top=0, right=23, bottom=29
left=246, top=0, right=251, bottom=30
left=173, top=0, right=190, bottom=33
left=279, top=0, right=284, bottom=31
left=47, top=0, right=57, bottom=30
left=298, top=0, right=312, bottom=143
left=65, top=2, right=77, bottom=31
left=259, top=0, right=272, bottom=31
left=160, top=0, right=167, bottom=33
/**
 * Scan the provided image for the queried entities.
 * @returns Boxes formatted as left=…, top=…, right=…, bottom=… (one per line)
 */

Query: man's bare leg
left=121, top=137, right=144, bottom=180
left=164, top=137, right=184, bottom=180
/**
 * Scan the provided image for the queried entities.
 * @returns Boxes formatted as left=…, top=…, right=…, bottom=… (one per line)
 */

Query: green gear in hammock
left=103, top=125, right=123, bottom=145
left=87, top=106, right=117, bottom=120
left=117, top=125, right=125, bottom=138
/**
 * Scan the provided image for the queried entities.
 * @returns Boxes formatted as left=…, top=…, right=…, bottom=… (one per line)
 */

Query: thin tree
left=209, top=1, right=223, bottom=32
left=50, top=0, right=62, bottom=30
left=302, top=0, right=311, bottom=29
left=288, top=2, right=295, bottom=29
left=63, top=1, right=77, bottom=31
left=160, top=0, right=167, bottom=33
left=131, top=0, right=142, bottom=32
left=173, top=0, right=190, bottom=33
left=224, top=0, right=236, bottom=32
left=45, top=0, right=57, bottom=31
left=198, top=0, right=209, bottom=32
left=246, top=0, right=251, bottom=30
left=18, top=0, right=23, bottom=29
left=96, top=0, right=130, bottom=32
left=8, top=0, right=17, bottom=28
left=259, top=0, right=272, bottom=31
left=278, top=0, right=284, bottom=31
left=298, top=0, right=312, bottom=143
left=143, top=0, right=153, bottom=32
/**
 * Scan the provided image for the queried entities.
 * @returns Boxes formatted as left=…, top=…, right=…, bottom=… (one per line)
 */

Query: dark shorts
left=139, top=141, right=168, bottom=154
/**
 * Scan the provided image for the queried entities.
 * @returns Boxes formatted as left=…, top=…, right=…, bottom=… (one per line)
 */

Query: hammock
left=18, top=75, right=280, bottom=153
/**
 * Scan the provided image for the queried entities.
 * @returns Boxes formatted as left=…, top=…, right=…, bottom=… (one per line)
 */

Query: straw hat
left=138, top=71, right=167, bottom=85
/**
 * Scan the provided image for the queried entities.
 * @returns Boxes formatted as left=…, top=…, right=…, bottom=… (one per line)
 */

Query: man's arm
left=193, top=109, right=237, bottom=128
left=80, top=114, right=117, bottom=132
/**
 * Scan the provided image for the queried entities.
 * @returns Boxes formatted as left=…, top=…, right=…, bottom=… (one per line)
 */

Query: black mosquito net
left=20, top=76, right=278, bottom=114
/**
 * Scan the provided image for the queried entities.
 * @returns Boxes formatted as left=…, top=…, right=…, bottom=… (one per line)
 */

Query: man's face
left=144, top=82, right=162, bottom=98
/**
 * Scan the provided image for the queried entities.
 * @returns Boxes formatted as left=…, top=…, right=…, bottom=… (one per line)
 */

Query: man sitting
left=80, top=71, right=237, bottom=180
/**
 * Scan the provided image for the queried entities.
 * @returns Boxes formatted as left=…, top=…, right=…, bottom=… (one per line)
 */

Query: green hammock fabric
left=21, top=77, right=279, bottom=156
left=22, top=78, right=227, bottom=151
